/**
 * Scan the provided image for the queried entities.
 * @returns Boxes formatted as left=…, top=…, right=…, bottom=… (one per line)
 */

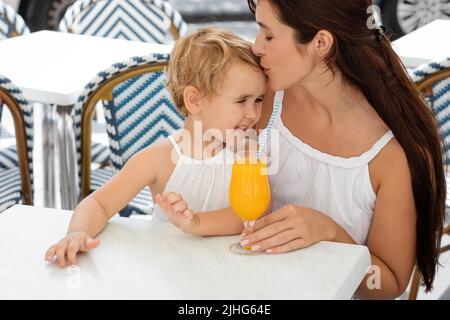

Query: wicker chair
left=0, top=1, right=30, bottom=171
left=0, top=1, right=29, bottom=40
left=0, top=74, right=33, bottom=212
left=58, top=0, right=187, bottom=168
left=73, top=53, right=184, bottom=216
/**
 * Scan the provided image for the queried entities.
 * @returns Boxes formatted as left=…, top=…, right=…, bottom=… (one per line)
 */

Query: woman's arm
left=355, top=140, right=416, bottom=299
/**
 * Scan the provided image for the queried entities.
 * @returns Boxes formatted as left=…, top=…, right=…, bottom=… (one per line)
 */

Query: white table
left=0, top=31, right=172, bottom=209
left=392, top=19, right=450, bottom=68
left=0, top=205, right=371, bottom=300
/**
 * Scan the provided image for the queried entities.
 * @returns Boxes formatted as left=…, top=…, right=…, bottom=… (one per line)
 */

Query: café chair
left=58, top=0, right=187, bottom=168
left=0, top=74, right=33, bottom=212
left=73, top=53, right=184, bottom=216
left=407, top=57, right=450, bottom=299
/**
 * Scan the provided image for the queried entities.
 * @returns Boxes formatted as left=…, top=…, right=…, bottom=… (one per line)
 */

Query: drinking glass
left=229, top=156, right=270, bottom=255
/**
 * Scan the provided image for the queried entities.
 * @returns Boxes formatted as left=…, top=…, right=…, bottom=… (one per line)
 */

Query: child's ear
left=183, top=86, right=202, bottom=114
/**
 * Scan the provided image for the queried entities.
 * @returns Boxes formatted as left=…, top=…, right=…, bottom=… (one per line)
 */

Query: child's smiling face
left=198, top=62, right=267, bottom=142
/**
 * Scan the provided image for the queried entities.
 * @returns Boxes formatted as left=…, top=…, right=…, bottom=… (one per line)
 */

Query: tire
left=22, top=0, right=75, bottom=31
left=381, top=0, right=450, bottom=39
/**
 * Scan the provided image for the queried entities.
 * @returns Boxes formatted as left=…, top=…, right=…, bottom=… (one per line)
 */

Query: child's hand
left=155, top=193, right=199, bottom=234
left=44, top=232, right=100, bottom=268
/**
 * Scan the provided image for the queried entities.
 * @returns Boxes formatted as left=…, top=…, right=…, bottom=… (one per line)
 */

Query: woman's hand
left=45, top=232, right=100, bottom=267
left=240, top=205, right=338, bottom=254
left=155, top=193, right=199, bottom=234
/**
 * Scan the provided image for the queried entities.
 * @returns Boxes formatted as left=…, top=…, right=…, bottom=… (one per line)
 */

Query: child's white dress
left=152, top=134, right=235, bottom=221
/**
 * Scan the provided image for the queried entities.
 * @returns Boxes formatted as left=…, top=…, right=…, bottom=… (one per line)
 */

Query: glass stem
left=243, top=220, right=255, bottom=233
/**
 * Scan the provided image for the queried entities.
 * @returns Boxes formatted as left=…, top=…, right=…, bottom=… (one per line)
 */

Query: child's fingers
left=157, top=194, right=176, bottom=216
left=164, top=192, right=182, bottom=204
left=182, top=209, right=194, bottom=219
left=66, top=240, right=80, bottom=266
left=55, top=241, right=69, bottom=267
left=155, top=194, right=164, bottom=204
left=156, top=194, right=171, bottom=210
left=171, top=201, right=188, bottom=214
left=45, top=245, right=56, bottom=262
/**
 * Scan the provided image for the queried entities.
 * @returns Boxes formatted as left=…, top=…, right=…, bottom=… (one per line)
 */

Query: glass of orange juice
left=229, top=155, right=271, bottom=255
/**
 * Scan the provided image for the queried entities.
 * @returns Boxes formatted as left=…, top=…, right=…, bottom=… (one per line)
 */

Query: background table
left=392, top=19, right=450, bottom=68
left=0, top=31, right=172, bottom=210
left=0, top=205, right=371, bottom=299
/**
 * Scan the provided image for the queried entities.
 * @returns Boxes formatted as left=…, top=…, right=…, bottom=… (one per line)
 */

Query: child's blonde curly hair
left=166, top=27, right=261, bottom=116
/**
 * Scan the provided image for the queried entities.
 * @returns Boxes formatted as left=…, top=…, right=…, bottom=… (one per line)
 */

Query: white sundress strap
left=361, top=130, right=395, bottom=164
left=167, top=135, right=184, bottom=158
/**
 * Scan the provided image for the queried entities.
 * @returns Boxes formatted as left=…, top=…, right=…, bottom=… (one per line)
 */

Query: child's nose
left=244, top=105, right=257, bottom=121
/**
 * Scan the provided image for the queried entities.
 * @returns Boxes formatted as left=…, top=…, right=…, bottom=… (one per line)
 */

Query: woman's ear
left=311, top=30, right=334, bottom=58
left=183, top=86, right=202, bottom=114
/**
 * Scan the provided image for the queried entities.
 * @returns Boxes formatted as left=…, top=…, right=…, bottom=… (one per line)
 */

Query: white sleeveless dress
left=259, top=91, right=394, bottom=244
left=152, top=134, right=234, bottom=221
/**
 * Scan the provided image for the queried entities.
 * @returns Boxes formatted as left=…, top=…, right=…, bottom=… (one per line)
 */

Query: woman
left=241, top=0, right=446, bottom=299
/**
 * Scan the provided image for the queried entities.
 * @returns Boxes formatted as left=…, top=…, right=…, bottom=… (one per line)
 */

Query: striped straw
left=256, top=97, right=282, bottom=160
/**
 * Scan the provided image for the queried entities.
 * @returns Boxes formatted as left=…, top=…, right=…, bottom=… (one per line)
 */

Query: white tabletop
left=0, top=31, right=172, bottom=106
left=0, top=205, right=371, bottom=300
left=392, top=19, right=450, bottom=68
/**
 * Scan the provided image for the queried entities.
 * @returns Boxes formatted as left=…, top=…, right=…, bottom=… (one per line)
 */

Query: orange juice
left=229, top=159, right=271, bottom=221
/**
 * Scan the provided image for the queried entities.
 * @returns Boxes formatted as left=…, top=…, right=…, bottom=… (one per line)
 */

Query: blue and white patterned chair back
left=409, top=57, right=450, bottom=166
left=59, top=0, right=187, bottom=42
left=0, top=2, right=30, bottom=125
left=0, top=74, right=34, bottom=211
left=73, top=53, right=184, bottom=215
left=407, top=58, right=450, bottom=300
left=59, top=0, right=187, bottom=169
left=0, top=1, right=30, bottom=40
left=103, top=65, right=185, bottom=169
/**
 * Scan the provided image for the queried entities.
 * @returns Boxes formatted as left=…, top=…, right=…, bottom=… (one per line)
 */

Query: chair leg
left=441, top=244, right=450, bottom=254
left=408, top=266, right=421, bottom=300
left=443, top=225, right=450, bottom=235
left=441, top=225, right=450, bottom=253
left=408, top=227, right=450, bottom=299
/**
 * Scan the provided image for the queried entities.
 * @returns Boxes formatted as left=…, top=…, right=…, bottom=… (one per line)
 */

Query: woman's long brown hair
left=248, top=0, right=446, bottom=291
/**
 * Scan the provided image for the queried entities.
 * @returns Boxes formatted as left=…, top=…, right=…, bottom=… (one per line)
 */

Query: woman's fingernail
left=266, top=249, right=273, bottom=254
left=240, top=240, right=249, bottom=246
left=251, top=245, right=261, bottom=251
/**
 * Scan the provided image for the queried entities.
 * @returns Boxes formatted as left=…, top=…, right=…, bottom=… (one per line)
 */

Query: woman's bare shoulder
left=369, top=137, right=411, bottom=194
